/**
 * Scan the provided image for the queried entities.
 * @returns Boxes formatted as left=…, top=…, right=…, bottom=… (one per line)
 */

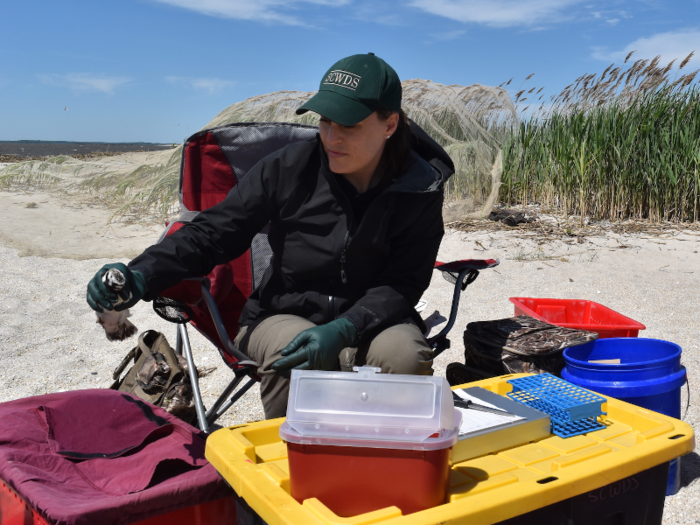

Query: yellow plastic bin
left=205, top=374, right=694, bottom=525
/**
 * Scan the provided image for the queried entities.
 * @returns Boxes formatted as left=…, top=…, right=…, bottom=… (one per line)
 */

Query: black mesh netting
left=213, top=123, right=318, bottom=183
left=152, top=297, right=194, bottom=324
left=442, top=272, right=459, bottom=285
left=440, top=269, right=478, bottom=290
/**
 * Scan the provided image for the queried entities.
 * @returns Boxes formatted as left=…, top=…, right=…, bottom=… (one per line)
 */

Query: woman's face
left=318, top=111, right=399, bottom=185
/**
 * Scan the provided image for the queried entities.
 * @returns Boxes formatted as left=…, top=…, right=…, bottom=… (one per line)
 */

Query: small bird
left=96, top=268, right=138, bottom=341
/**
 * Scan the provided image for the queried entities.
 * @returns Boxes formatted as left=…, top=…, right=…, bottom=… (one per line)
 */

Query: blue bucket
left=562, top=338, right=687, bottom=496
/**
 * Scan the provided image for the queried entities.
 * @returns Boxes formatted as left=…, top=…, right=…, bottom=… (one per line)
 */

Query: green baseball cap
left=296, top=53, right=402, bottom=126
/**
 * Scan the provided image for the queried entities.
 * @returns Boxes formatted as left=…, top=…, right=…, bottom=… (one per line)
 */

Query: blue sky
left=1, top=0, right=698, bottom=143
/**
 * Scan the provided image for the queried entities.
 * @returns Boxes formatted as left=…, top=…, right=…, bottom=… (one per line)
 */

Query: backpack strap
left=112, top=346, right=137, bottom=382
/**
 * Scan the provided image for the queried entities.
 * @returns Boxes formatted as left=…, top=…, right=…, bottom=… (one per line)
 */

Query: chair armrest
left=159, top=277, right=211, bottom=306
left=427, top=259, right=499, bottom=358
left=434, top=259, right=500, bottom=272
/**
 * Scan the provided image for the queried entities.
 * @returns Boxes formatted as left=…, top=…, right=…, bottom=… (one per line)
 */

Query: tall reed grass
left=502, top=52, right=700, bottom=222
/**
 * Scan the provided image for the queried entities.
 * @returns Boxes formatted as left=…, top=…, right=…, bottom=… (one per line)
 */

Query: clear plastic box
left=280, top=366, right=458, bottom=449
left=278, top=366, right=460, bottom=515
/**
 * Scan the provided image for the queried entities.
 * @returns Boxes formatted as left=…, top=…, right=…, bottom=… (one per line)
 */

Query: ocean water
left=0, top=141, right=174, bottom=158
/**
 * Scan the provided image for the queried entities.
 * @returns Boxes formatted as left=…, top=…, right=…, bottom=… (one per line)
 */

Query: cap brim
left=296, top=91, right=373, bottom=126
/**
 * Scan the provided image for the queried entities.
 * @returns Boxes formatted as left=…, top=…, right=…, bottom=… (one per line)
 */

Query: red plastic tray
left=509, top=297, right=646, bottom=338
left=0, top=478, right=236, bottom=525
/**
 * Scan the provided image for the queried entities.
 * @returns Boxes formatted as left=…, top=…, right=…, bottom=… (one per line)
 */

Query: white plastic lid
left=280, top=410, right=461, bottom=451
left=281, top=366, right=456, bottom=448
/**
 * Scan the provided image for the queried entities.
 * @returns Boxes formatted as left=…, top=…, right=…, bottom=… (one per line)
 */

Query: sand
left=0, top=160, right=698, bottom=523
left=0, top=190, right=164, bottom=259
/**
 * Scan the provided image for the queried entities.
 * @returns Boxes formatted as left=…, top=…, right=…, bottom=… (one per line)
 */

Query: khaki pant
left=234, top=314, right=434, bottom=419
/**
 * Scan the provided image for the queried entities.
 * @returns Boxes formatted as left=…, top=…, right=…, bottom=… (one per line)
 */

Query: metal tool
left=453, top=393, right=509, bottom=415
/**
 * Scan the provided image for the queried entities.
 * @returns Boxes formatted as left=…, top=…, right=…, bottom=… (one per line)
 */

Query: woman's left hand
left=272, top=318, right=358, bottom=372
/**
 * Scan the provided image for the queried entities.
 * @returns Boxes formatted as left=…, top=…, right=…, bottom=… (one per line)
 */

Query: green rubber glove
left=272, top=318, right=358, bottom=372
left=86, top=262, right=148, bottom=313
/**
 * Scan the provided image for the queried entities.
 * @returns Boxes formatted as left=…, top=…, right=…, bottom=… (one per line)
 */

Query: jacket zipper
left=340, top=231, right=349, bottom=284
left=324, top=167, right=355, bottom=287
left=338, top=192, right=394, bottom=285
left=321, top=148, right=393, bottom=287
left=328, top=295, right=335, bottom=320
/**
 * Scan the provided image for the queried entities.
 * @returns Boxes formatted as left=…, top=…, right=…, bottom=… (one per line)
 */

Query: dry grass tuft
left=0, top=149, right=181, bottom=223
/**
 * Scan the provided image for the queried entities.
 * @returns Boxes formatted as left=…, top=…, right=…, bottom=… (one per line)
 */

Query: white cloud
left=589, top=8, right=628, bottom=27
left=152, top=0, right=350, bottom=25
left=408, top=0, right=584, bottom=28
left=167, top=76, right=237, bottom=93
left=592, top=29, right=700, bottom=65
left=38, top=74, right=131, bottom=94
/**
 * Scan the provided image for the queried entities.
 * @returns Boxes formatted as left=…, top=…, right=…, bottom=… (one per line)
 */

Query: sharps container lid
left=279, top=366, right=459, bottom=450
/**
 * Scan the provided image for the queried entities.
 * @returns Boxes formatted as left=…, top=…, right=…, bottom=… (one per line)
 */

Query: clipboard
left=451, top=386, right=551, bottom=463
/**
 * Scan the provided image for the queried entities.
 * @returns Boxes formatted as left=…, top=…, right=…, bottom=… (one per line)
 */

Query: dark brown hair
left=376, top=107, right=411, bottom=177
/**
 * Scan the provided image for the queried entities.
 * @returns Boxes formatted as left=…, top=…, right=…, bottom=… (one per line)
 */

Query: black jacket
left=129, top=131, right=453, bottom=342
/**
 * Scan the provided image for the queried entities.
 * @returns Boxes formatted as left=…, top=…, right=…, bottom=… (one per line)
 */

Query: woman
left=87, top=53, right=454, bottom=419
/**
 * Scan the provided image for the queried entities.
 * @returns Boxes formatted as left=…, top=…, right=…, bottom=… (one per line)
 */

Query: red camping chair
left=153, top=122, right=499, bottom=433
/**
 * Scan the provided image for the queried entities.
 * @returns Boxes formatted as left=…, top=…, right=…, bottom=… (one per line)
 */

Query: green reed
left=502, top=52, right=700, bottom=222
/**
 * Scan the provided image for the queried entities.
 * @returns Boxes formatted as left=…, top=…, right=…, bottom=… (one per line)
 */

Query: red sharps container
left=279, top=366, right=460, bottom=517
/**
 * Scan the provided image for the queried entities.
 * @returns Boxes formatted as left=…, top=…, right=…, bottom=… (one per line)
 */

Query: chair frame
left=171, top=260, right=499, bottom=433
left=156, top=120, right=499, bottom=433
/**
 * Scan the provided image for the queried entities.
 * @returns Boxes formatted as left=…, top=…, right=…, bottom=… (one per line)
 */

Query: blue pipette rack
left=507, top=374, right=606, bottom=438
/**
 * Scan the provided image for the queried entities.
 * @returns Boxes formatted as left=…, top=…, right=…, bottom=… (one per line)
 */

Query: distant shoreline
left=0, top=141, right=175, bottom=158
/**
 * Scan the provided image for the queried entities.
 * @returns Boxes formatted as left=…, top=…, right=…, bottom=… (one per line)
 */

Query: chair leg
left=205, top=374, right=244, bottom=425
left=206, top=376, right=257, bottom=427
left=178, top=324, right=209, bottom=434
left=427, top=268, right=478, bottom=351
left=175, top=328, right=183, bottom=356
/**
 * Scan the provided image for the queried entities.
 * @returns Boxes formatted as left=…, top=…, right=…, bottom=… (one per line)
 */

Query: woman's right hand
left=86, top=263, right=148, bottom=312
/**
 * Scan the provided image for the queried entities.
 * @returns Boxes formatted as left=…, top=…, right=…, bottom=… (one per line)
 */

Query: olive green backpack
left=110, top=330, right=196, bottom=424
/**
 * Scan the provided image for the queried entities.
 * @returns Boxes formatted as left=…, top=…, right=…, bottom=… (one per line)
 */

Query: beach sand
left=0, top=161, right=698, bottom=523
